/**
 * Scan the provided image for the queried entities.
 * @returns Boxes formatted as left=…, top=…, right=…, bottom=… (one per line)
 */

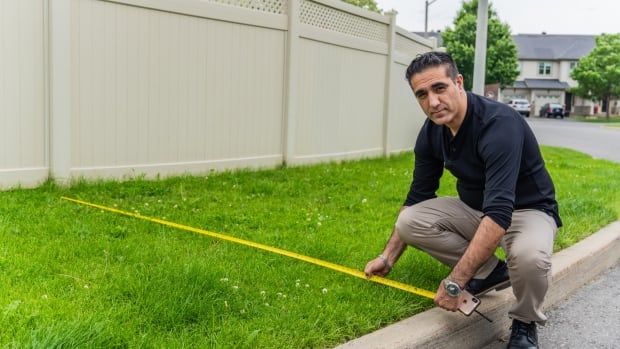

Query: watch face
left=445, top=281, right=461, bottom=297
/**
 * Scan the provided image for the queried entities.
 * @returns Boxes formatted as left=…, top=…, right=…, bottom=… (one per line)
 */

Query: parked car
left=539, top=103, right=565, bottom=118
left=507, top=99, right=531, bottom=117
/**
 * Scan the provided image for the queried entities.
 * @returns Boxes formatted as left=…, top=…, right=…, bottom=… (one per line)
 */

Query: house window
left=538, top=62, right=551, bottom=75
left=570, top=61, right=578, bottom=70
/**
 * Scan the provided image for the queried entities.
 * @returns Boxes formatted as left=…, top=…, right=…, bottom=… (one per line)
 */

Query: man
left=364, top=52, right=561, bottom=349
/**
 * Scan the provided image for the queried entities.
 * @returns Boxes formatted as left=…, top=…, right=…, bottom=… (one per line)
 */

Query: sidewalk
left=337, top=221, right=620, bottom=349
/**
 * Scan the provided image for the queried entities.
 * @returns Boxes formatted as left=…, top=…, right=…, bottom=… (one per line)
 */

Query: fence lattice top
left=300, top=0, right=388, bottom=42
left=206, top=0, right=287, bottom=14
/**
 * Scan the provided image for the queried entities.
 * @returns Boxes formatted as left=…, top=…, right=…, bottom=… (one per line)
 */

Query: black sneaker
left=465, top=260, right=511, bottom=296
left=507, top=319, right=538, bottom=349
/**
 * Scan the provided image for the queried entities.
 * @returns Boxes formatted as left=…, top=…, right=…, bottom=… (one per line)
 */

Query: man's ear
left=455, top=74, right=464, bottom=91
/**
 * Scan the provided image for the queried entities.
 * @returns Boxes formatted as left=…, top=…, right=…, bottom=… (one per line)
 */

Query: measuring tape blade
left=61, top=196, right=436, bottom=300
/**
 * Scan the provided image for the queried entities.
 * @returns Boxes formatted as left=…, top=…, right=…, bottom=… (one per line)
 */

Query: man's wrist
left=378, top=254, right=392, bottom=269
left=446, top=275, right=467, bottom=289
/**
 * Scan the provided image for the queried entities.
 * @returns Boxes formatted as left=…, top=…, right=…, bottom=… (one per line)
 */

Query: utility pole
left=424, top=0, right=438, bottom=38
left=472, top=0, right=489, bottom=95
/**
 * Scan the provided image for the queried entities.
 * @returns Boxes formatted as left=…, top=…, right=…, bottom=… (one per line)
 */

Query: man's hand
left=434, top=281, right=461, bottom=312
left=364, top=257, right=392, bottom=278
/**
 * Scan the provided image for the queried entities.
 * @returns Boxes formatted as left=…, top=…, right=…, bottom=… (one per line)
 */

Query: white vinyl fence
left=0, top=0, right=437, bottom=188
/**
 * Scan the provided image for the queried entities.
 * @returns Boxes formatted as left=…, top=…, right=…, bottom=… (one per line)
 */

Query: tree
left=341, top=0, right=380, bottom=13
left=571, top=34, right=620, bottom=119
left=441, top=0, right=518, bottom=91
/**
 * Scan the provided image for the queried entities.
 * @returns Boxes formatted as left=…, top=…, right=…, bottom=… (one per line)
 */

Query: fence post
left=282, top=0, right=301, bottom=165
left=49, top=0, right=72, bottom=183
left=382, top=10, right=397, bottom=157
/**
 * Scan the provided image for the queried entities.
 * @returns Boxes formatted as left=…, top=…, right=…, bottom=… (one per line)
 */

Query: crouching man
left=365, top=52, right=561, bottom=349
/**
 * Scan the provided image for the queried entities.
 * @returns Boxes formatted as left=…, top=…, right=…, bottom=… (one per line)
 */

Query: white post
left=49, top=0, right=72, bottom=183
left=282, top=0, right=300, bottom=165
left=472, top=0, right=488, bottom=95
left=382, top=11, right=397, bottom=156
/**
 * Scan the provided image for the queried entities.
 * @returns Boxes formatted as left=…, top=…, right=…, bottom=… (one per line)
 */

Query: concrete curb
left=337, top=221, right=620, bottom=349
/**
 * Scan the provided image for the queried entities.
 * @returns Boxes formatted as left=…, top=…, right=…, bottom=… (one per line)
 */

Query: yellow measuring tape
left=61, top=196, right=436, bottom=299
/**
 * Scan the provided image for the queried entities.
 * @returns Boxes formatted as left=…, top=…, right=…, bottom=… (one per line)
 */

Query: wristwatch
left=443, top=279, right=462, bottom=297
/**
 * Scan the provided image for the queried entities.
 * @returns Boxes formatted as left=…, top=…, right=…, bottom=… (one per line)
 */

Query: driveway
left=485, top=117, right=620, bottom=348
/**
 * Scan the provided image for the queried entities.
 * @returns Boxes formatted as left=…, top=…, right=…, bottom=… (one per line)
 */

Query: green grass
left=573, top=115, right=620, bottom=123
left=1, top=146, right=619, bottom=348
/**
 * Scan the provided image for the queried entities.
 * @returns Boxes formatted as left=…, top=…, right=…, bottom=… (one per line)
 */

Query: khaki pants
left=396, top=197, right=557, bottom=324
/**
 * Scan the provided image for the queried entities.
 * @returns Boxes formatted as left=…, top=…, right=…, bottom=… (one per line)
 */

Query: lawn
left=573, top=115, right=620, bottom=124
left=1, top=146, right=619, bottom=348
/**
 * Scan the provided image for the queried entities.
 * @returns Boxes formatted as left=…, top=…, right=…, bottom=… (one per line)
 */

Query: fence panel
left=68, top=0, right=286, bottom=178
left=0, top=0, right=48, bottom=187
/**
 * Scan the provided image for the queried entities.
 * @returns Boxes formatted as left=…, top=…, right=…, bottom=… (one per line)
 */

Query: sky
left=374, top=0, right=620, bottom=35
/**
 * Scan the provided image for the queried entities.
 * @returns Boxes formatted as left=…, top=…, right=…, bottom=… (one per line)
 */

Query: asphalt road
left=485, top=117, right=620, bottom=348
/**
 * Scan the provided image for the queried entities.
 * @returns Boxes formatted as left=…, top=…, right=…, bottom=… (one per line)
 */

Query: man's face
left=409, top=65, right=465, bottom=128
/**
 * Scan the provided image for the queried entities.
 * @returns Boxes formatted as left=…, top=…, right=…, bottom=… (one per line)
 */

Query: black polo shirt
left=404, top=92, right=561, bottom=230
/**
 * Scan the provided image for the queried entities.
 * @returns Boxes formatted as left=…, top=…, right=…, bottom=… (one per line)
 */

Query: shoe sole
left=474, top=279, right=511, bottom=297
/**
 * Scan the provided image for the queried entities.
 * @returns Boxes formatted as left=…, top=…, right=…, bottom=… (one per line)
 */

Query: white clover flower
left=174, top=204, right=178, bottom=208
left=220, top=278, right=229, bottom=282
left=277, top=292, right=283, bottom=298
left=317, top=222, right=322, bottom=227
left=322, top=288, right=328, bottom=294
left=362, top=198, right=367, bottom=204
left=260, top=290, right=266, bottom=296
left=295, top=282, right=300, bottom=287
left=305, top=284, right=309, bottom=288
left=232, top=285, right=239, bottom=290
left=84, top=284, right=90, bottom=289
left=42, top=294, right=48, bottom=299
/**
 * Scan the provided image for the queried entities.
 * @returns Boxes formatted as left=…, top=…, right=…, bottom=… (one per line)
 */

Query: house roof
left=510, top=79, right=570, bottom=90
left=512, top=34, right=596, bottom=60
left=412, top=31, right=444, bottom=47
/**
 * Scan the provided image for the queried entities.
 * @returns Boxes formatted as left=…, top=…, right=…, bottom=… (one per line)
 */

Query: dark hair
left=405, top=51, right=459, bottom=84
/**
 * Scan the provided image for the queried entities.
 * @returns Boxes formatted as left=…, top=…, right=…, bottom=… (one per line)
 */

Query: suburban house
left=502, top=34, right=604, bottom=116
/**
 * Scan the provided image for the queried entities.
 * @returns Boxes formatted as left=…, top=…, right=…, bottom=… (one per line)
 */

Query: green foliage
left=0, top=148, right=618, bottom=347
left=571, top=34, right=620, bottom=117
left=341, top=0, right=381, bottom=13
left=441, top=0, right=519, bottom=90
